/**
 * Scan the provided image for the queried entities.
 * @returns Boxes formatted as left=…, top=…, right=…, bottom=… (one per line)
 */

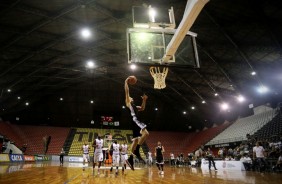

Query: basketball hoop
left=150, top=66, right=168, bottom=89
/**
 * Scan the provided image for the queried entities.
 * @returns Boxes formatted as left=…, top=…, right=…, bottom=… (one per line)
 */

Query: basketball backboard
left=127, top=28, right=200, bottom=68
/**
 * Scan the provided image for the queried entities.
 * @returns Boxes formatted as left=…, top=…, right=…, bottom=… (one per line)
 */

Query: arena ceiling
left=0, top=0, right=282, bottom=131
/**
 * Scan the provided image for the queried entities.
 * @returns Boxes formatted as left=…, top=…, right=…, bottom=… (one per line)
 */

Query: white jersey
left=94, top=139, right=103, bottom=153
left=120, top=144, right=128, bottom=155
left=170, top=153, right=175, bottom=159
left=83, top=145, right=90, bottom=154
left=253, top=146, right=265, bottom=158
left=148, top=152, right=152, bottom=158
left=120, top=144, right=128, bottom=165
left=112, top=143, right=120, bottom=155
left=148, top=151, right=153, bottom=163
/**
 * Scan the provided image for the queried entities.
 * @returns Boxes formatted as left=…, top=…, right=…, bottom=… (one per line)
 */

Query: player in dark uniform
left=155, top=141, right=165, bottom=175
left=206, top=147, right=217, bottom=171
left=124, top=76, right=149, bottom=170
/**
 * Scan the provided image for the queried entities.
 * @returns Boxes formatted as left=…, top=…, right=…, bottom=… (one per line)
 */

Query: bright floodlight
left=81, top=28, right=91, bottom=39
left=60, top=97, right=63, bottom=101
left=221, top=103, right=229, bottom=110
left=237, top=95, right=245, bottom=102
left=214, top=93, right=218, bottom=96
left=258, top=86, right=269, bottom=94
left=122, top=105, right=125, bottom=109
left=183, top=111, right=187, bottom=114
left=17, top=96, right=21, bottom=100
left=148, top=8, right=156, bottom=22
left=86, top=60, right=95, bottom=68
left=155, top=108, right=158, bottom=111
left=25, top=102, right=29, bottom=106
left=90, top=100, right=94, bottom=104
left=251, top=71, right=256, bottom=76
left=7, top=89, right=11, bottom=92
left=130, top=64, right=137, bottom=70
left=202, top=100, right=206, bottom=104
left=191, top=106, right=195, bottom=110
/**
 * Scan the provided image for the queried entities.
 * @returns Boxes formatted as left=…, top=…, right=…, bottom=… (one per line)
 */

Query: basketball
left=128, top=76, right=137, bottom=85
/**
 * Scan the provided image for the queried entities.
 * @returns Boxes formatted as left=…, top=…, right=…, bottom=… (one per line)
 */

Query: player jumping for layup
left=125, top=76, right=149, bottom=170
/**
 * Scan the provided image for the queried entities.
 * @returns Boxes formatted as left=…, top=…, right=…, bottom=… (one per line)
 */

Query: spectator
left=227, top=148, right=233, bottom=157
left=206, top=148, right=217, bottom=171
left=59, top=148, right=65, bottom=165
left=218, top=148, right=224, bottom=159
left=225, top=155, right=235, bottom=161
left=179, top=153, right=184, bottom=166
left=21, top=144, right=27, bottom=154
left=273, top=152, right=282, bottom=171
left=170, top=153, right=175, bottom=166
left=253, top=141, right=268, bottom=171
left=240, top=153, right=252, bottom=171
left=195, top=148, right=203, bottom=167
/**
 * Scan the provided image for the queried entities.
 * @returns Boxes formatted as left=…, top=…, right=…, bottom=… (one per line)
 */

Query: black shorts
left=133, top=127, right=141, bottom=138
left=156, top=156, right=164, bottom=164
left=132, top=122, right=147, bottom=138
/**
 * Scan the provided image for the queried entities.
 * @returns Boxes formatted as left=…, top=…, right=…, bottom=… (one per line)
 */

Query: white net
left=149, top=67, right=168, bottom=89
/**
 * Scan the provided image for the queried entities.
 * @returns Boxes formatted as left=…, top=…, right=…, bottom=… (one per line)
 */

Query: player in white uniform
left=147, top=151, right=153, bottom=166
left=120, top=141, right=128, bottom=173
left=82, top=142, right=90, bottom=167
left=110, top=140, right=120, bottom=175
left=93, top=135, right=104, bottom=174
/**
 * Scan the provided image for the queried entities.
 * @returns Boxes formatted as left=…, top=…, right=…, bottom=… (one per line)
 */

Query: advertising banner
left=24, top=155, right=35, bottom=161
left=201, top=160, right=245, bottom=171
left=9, top=154, right=24, bottom=162
left=69, top=157, right=83, bottom=162
left=35, top=155, right=50, bottom=161
left=51, top=155, right=60, bottom=161
left=0, top=154, right=10, bottom=162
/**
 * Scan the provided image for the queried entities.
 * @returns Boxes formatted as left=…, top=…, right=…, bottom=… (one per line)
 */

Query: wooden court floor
left=0, top=162, right=281, bottom=184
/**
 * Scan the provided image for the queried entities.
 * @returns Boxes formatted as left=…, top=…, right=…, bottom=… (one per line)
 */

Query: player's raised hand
left=141, top=94, right=148, bottom=100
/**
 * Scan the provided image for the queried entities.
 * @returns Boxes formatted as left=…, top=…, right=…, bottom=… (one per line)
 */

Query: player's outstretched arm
left=138, top=94, right=148, bottom=111
left=124, top=78, right=131, bottom=107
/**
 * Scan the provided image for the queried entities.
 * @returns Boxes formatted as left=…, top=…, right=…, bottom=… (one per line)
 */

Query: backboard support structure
left=163, top=0, right=209, bottom=62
